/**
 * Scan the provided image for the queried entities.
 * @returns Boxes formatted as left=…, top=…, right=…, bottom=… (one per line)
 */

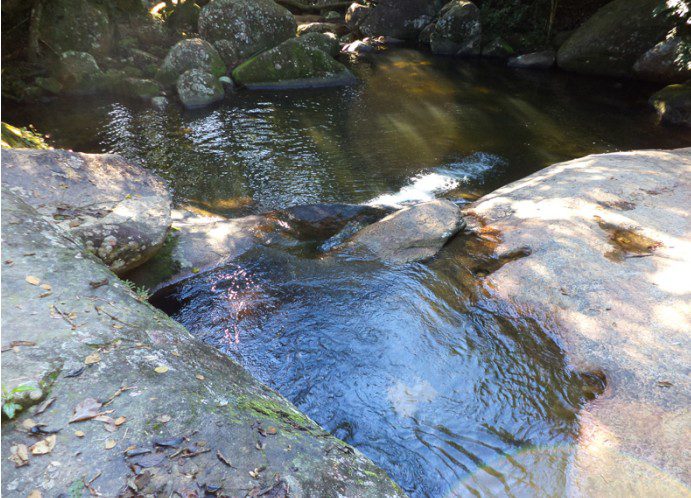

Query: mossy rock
left=232, top=38, right=356, bottom=90
left=650, top=82, right=691, bottom=127
left=176, top=69, right=225, bottom=109
left=198, top=0, right=296, bottom=68
left=557, top=0, right=675, bottom=78
left=1, top=123, right=49, bottom=149
left=31, top=0, right=113, bottom=59
left=430, top=0, right=482, bottom=56
left=34, top=77, right=63, bottom=95
left=157, top=38, right=226, bottom=87
left=296, top=32, right=341, bottom=57
left=56, top=51, right=103, bottom=95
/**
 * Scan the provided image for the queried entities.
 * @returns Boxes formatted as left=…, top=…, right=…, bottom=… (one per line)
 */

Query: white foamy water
left=367, top=153, right=504, bottom=208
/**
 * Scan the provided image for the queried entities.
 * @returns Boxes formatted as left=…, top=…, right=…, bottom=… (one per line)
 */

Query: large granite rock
left=232, top=38, right=356, bottom=90
left=56, top=51, right=103, bottom=95
left=1, top=149, right=171, bottom=274
left=429, top=0, right=481, bottom=56
left=357, top=0, right=436, bottom=40
left=157, top=38, right=226, bottom=87
left=556, top=0, right=675, bottom=78
left=198, top=0, right=296, bottom=68
left=0, top=189, right=405, bottom=497
left=465, top=148, right=691, bottom=496
left=343, top=199, right=465, bottom=263
left=649, top=82, right=691, bottom=127
left=176, top=68, right=225, bottom=109
left=633, top=36, right=691, bottom=83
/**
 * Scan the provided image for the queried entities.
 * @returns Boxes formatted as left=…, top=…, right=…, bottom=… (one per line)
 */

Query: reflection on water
left=4, top=49, right=689, bottom=215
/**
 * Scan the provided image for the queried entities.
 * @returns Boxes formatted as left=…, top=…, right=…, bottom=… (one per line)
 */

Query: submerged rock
left=176, top=68, right=225, bottom=109
left=343, top=199, right=465, bottom=263
left=429, top=0, right=481, bottom=56
left=649, top=82, right=691, bottom=127
left=556, top=0, right=674, bottom=78
left=158, top=38, right=226, bottom=86
left=0, top=189, right=406, bottom=497
left=1, top=149, right=171, bottom=273
left=232, top=38, right=356, bottom=90
left=508, top=50, right=555, bottom=69
left=198, top=0, right=296, bottom=68
left=633, top=37, right=691, bottom=83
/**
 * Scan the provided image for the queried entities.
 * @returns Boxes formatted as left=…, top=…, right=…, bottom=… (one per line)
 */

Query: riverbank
left=465, top=148, right=691, bottom=495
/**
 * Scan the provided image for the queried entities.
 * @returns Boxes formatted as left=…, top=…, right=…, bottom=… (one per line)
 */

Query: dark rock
left=482, top=37, right=515, bottom=59
left=199, top=0, right=296, bottom=68
left=342, top=39, right=375, bottom=54
left=1, top=148, right=171, bottom=273
left=345, top=2, right=370, bottom=31
left=297, top=21, right=348, bottom=36
left=430, top=0, right=481, bottom=56
left=633, top=37, right=691, bottom=83
left=508, top=50, right=555, bottom=69
left=232, top=38, right=356, bottom=90
left=296, top=32, right=341, bottom=57
left=56, top=51, right=102, bottom=95
left=358, top=0, right=436, bottom=40
left=176, top=69, right=225, bottom=109
left=649, top=82, right=691, bottom=127
left=157, top=38, right=226, bottom=87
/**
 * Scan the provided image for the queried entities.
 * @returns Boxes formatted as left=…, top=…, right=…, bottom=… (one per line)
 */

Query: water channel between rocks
left=6, top=48, right=690, bottom=496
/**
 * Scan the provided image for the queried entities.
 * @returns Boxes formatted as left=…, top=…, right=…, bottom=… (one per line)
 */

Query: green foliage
left=479, top=0, right=557, bottom=51
left=121, top=279, right=151, bottom=302
left=1, top=122, right=50, bottom=149
left=2, top=384, right=37, bottom=419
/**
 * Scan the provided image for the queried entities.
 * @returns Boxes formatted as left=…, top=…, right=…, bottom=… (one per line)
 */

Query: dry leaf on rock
left=9, top=444, right=29, bottom=467
left=156, top=414, right=171, bottom=424
left=22, top=419, right=38, bottom=430
left=105, top=439, right=116, bottom=450
left=40, top=284, right=52, bottom=291
left=195, top=374, right=205, bottom=381
left=154, top=366, right=169, bottom=374
left=84, top=352, right=101, bottom=365
left=30, top=435, right=56, bottom=455
left=27, top=490, right=43, bottom=498
left=25, top=275, right=40, bottom=285
left=114, top=416, right=126, bottom=426
left=74, top=430, right=85, bottom=438
left=69, top=398, right=103, bottom=423
left=95, top=415, right=117, bottom=432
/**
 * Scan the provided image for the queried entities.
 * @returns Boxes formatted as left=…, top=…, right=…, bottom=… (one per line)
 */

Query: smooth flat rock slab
left=1, top=148, right=171, bottom=274
left=0, top=189, right=404, bottom=497
left=465, top=148, right=691, bottom=496
left=344, top=199, right=465, bottom=263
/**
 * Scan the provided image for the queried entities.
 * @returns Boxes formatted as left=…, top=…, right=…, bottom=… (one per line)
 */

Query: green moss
left=236, top=395, right=313, bottom=428
left=1, top=123, right=50, bottom=149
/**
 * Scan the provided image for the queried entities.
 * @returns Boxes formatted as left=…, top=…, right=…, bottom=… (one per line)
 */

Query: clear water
left=5, top=48, right=689, bottom=496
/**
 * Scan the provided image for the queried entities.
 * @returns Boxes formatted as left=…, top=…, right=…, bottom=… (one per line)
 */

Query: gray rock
left=342, top=39, right=375, bottom=54
left=633, top=36, right=691, bottom=83
left=198, top=0, right=296, bottom=68
left=465, top=147, right=691, bottom=496
left=649, top=82, right=691, bottom=127
left=508, top=50, right=555, bottom=69
left=296, top=31, right=341, bottom=57
left=151, top=95, right=169, bottom=109
left=430, top=0, right=481, bottom=56
left=345, top=2, right=370, bottom=31
left=358, top=0, right=435, bottom=40
left=158, top=38, right=226, bottom=86
left=344, top=199, right=465, bottom=263
left=232, top=38, right=356, bottom=90
left=56, top=51, right=102, bottom=95
left=1, top=148, right=171, bottom=274
left=176, top=68, right=225, bottom=109
left=0, top=189, right=406, bottom=497
left=297, top=21, right=347, bottom=36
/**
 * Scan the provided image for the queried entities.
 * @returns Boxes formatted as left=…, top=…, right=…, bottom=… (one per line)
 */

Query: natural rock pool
left=5, top=48, right=690, bottom=496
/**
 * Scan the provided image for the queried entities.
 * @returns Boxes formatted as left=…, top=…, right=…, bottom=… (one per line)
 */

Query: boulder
left=0, top=189, right=406, bottom=497
left=556, top=0, right=675, bottom=78
left=56, top=51, right=102, bottom=95
left=633, top=37, right=691, bottom=83
left=297, top=21, right=347, bottom=36
left=343, top=199, right=465, bottom=263
left=1, top=149, right=171, bottom=273
left=358, top=0, right=436, bottom=40
left=649, top=82, right=691, bottom=127
left=297, top=32, right=341, bottom=57
left=30, top=0, right=113, bottom=58
left=158, top=38, right=226, bottom=86
left=198, top=0, right=296, bottom=68
left=430, top=0, right=482, bottom=56
left=176, top=69, right=225, bottom=109
left=508, top=50, right=555, bottom=69
left=481, top=37, right=515, bottom=58
left=232, top=38, right=356, bottom=90
left=345, top=2, right=370, bottom=31
left=342, top=39, right=375, bottom=54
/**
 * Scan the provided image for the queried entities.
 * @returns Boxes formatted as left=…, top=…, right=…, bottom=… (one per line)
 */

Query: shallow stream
left=6, top=49, right=690, bottom=496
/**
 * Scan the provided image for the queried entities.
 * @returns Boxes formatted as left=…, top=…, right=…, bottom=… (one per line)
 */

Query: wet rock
left=556, top=0, right=675, bottom=78
left=152, top=96, right=169, bottom=109
left=29, top=0, right=113, bottom=59
left=157, top=38, right=226, bottom=87
left=114, top=77, right=163, bottom=100
left=429, top=0, right=481, bottom=56
left=278, top=203, right=390, bottom=240
left=296, top=32, right=341, bottom=57
left=649, top=82, right=691, bottom=127
left=342, top=39, right=375, bottom=54
left=466, top=147, right=691, bottom=496
left=633, top=37, right=691, bottom=83
left=357, top=0, right=436, bottom=40
left=508, top=50, right=555, bottom=69
left=198, top=0, right=296, bottom=68
left=297, top=21, right=347, bottom=37
left=232, top=38, right=356, bottom=90
left=343, top=199, right=465, bottom=263
left=0, top=189, right=406, bottom=497
left=481, top=37, right=515, bottom=59
left=345, top=2, right=370, bottom=32
left=56, top=51, right=102, bottom=95
left=1, top=148, right=171, bottom=273
left=176, top=69, right=225, bottom=109
left=34, top=76, right=63, bottom=95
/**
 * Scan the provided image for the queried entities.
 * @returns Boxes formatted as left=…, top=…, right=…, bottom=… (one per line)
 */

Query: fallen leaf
left=153, top=437, right=183, bottom=448
left=154, top=366, right=169, bottom=374
left=69, top=398, right=103, bottom=423
left=25, top=275, right=40, bottom=286
left=195, top=374, right=205, bottom=381
left=40, top=284, right=52, bottom=291
left=156, top=414, right=171, bottom=424
left=114, top=416, right=126, bottom=426
left=255, top=441, right=265, bottom=450
left=34, top=396, right=56, bottom=415
left=266, top=427, right=278, bottom=435
left=95, top=415, right=117, bottom=432
left=84, top=352, right=101, bottom=365
left=22, top=419, right=38, bottom=430
left=74, top=430, right=85, bottom=438
left=9, top=444, right=29, bottom=467
left=30, top=435, right=56, bottom=455
left=27, top=489, right=43, bottom=498
left=171, top=351, right=181, bottom=357
left=216, top=450, right=235, bottom=468
left=105, top=439, right=116, bottom=450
